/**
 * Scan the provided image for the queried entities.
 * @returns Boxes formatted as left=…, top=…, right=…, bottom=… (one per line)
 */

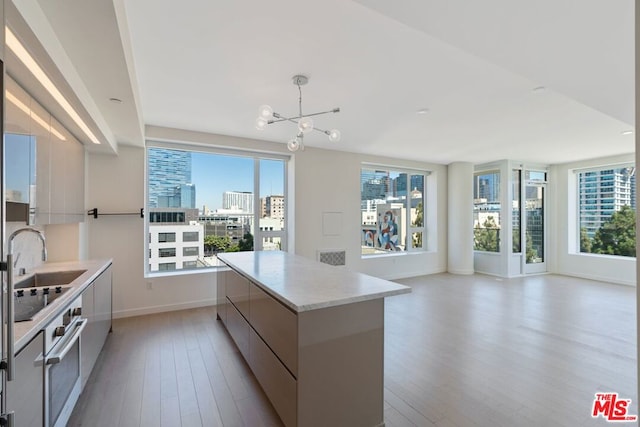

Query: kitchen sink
left=14, top=269, right=87, bottom=289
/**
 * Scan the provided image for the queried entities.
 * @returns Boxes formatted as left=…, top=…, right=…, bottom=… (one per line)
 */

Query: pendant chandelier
left=255, top=75, right=341, bottom=152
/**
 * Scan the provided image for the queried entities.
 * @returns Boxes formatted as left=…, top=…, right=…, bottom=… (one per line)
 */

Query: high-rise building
left=261, top=195, right=285, bottom=220
left=361, top=169, right=391, bottom=201
left=362, top=179, right=387, bottom=200
left=578, top=166, right=636, bottom=238
left=148, top=148, right=193, bottom=208
left=223, top=191, right=254, bottom=213
left=474, top=172, right=500, bottom=203
left=157, top=184, right=196, bottom=209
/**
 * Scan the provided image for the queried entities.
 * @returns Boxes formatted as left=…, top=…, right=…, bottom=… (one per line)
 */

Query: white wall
left=293, top=145, right=447, bottom=280
left=85, top=127, right=448, bottom=317
left=87, top=145, right=216, bottom=318
left=551, top=153, right=636, bottom=286
left=447, top=162, right=474, bottom=274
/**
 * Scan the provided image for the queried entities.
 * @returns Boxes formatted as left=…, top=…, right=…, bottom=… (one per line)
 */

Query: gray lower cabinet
left=81, top=265, right=112, bottom=388
left=218, top=268, right=385, bottom=427
left=7, top=331, right=44, bottom=427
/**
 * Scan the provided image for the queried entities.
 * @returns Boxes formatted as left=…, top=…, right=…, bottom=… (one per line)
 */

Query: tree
left=579, top=227, right=592, bottom=253
left=525, top=231, right=538, bottom=263
left=238, top=232, right=254, bottom=252
left=204, top=235, right=232, bottom=254
left=591, top=205, right=636, bottom=257
left=512, top=227, right=520, bottom=253
left=474, top=216, right=499, bottom=252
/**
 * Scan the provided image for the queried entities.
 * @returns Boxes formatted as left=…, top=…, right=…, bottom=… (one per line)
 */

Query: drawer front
left=249, top=328, right=297, bottom=427
left=226, top=299, right=250, bottom=360
left=226, top=270, right=250, bottom=318
left=249, top=283, right=298, bottom=376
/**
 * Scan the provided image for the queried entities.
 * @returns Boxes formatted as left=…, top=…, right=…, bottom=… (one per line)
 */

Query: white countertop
left=218, top=251, right=411, bottom=312
left=13, top=259, right=113, bottom=351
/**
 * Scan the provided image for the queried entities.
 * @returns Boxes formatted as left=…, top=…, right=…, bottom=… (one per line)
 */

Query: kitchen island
left=217, top=251, right=411, bottom=427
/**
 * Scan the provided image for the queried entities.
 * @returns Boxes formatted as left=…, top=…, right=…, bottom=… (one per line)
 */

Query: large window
left=577, top=165, right=636, bottom=257
left=360, top=167, right=427, bottom=256
left=473, top=170, right=501, bottom=252
left=146, top=143, right=288, bottom=275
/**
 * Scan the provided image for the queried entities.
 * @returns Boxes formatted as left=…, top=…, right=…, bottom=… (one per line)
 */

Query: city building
left=148, top=148, right=194, bottom=208
left=362, top=178, right=388, bottom=201
left=474, top=172, right=500, bottom=203
left=223, top=191, right=254, bottom=213
left=199, top=213, right=251, bottom=247
left=261, top=195, right=285, bottom=219
left=578, top=166, right=636, bottom=238
left=157, top=183, right=196, bottom=209
left=148, top=208, right=204, bottom=271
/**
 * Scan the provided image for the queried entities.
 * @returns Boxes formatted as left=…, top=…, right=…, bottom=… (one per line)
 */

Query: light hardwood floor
left=68, top=273, right=637, bottom=427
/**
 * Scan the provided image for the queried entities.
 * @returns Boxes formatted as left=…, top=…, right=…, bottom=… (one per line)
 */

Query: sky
left=191, top=152, right=284, bottom=211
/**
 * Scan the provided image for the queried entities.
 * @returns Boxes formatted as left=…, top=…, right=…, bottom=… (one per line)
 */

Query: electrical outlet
left=146, top=281, right=153, bottom=290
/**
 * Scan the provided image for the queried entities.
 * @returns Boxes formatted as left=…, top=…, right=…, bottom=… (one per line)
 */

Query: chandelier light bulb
left=298, top=117, right=314, bottom=134
left=258, top=104, right=274, bottom=120
left=287, top=137, right=301, bottom=152
left=328, top=129, right=341, bottom=142
left=255, top=117, right=268, bottom=130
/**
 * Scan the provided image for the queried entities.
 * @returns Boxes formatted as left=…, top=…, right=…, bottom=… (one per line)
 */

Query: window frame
left=145, top=140, right=290, bottom=277
left=360, top=164, right=429, bottom=257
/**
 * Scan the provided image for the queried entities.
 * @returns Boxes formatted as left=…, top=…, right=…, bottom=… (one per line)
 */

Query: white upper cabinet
left=5, top=76, right=85, bottom=225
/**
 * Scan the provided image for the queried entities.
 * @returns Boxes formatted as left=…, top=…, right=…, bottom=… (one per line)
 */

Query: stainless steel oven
left=43, top=298, right=86, bottom=427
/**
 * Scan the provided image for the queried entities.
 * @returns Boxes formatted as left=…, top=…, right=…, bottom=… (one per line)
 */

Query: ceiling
left=10, top=0, right=635, bottom=165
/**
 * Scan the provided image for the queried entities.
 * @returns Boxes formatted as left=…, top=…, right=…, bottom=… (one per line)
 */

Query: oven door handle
left=46, top=318, right=87, bottom=365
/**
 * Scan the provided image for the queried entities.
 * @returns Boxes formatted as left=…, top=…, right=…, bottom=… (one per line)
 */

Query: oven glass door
left=48, top=338, right=80, bottom=426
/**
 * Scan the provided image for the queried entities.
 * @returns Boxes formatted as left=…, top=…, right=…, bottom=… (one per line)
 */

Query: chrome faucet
left=8, top=227, right=47, bottom=263
left=3, top=228, right=46, bottom=384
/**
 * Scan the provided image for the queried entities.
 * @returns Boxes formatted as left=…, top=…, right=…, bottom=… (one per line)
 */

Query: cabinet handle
left=6, top=254, right=15, bottom=381
left=46, top=319, right=87, bottom=365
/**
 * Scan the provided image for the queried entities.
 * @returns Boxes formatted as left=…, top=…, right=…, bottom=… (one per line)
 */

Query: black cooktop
left=14, top=287, right=70, bottom=322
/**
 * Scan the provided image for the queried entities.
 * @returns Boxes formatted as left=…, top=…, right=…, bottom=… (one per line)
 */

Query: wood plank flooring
left=68, top=273, right=637, bottom=427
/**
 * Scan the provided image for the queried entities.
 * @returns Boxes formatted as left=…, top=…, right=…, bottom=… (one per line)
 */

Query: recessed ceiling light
left=416, top=108, right=429, bottom=114
left=532, top=86, right=546, bottom=93
left=109, top=97, right=123, bottom=104
left=621, top=130, right=634, bottom=135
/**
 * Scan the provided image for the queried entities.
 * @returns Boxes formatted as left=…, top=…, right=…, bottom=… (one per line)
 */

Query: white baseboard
left=378, top=266, right=447, bottom=281
left=113, top=298, right=218, bottom=319
left=559, top=272, right=635, bottom=287
left=447, top=268, right=475, bottom=275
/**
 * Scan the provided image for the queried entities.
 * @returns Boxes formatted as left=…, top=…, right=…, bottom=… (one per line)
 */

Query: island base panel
left=297, top=298, right=384, bottom=427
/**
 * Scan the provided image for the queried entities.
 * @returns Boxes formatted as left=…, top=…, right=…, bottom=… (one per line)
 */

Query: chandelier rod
left=270, top=113, right=334, bottom=136
left=269, top=108, right=340, bottom=124
left=298, top=81, right=303, bottom=118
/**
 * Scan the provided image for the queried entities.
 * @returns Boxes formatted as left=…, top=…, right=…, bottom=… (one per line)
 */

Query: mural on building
left=377, top=208, right=400, bottom=250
